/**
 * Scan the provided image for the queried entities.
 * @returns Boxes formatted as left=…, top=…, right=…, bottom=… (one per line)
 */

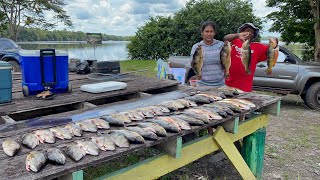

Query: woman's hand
left=238, top=32, right=250, bottom=41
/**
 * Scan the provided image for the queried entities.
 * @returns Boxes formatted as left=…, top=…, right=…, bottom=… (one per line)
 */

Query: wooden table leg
left=241, top=127, right=266, bottom=180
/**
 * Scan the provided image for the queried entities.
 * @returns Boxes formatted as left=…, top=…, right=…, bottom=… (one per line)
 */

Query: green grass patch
left=84, top=148, right=160, bottom=180
left=120, top=59, right=157, bottom=78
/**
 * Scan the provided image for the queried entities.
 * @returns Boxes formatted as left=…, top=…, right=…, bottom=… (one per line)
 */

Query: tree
left=127, top=0, right=263, bottom=60
left=266, top=0, right=320, bottom=61
left=0, top=0, right=72, bottom=41
left=0, top=9, right=7, bottom=36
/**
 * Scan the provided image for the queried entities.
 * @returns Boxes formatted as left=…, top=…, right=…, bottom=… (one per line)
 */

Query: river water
left=18, top=41, right=129, bottom=61
left=18, top=40, right=306, bottom=61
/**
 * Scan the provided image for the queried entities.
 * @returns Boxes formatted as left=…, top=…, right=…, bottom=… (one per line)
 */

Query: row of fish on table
left=1, top=87, right=257, bottom=173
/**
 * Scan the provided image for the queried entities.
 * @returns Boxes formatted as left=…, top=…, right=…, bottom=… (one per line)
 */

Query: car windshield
left=0, top=39, right=19, bottom=50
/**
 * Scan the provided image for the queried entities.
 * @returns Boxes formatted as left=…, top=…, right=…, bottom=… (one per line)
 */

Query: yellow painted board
left=100, top=114, right=268, bottom=180
left=213, top=126, right=256, bottom=180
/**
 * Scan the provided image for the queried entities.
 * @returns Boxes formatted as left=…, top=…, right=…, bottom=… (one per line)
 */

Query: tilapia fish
left=196, top=94, right=222, bottom=102
left=154, top=105, right=171, bottom=113
left=64, top=144, right=86, bottom=161
left=215, top=101, right=242, bottom=113
left=241, top=40, right=251, bottom=74
left=102, top=115, right=125, bottom=126
left=201, top=106, right=228, bottom=117
left=76, top=140, right=100, bottom=156
left=221, top=41, right=232, bottom=78
left=105, top=133, right=130, bottom=148
left=75, top=120, right=98, bottom=132
left=265, top=38, right=279, bottom=75
left=185, top=95, right=210, bottom=104
left=167, top=116, right=191, bottom=130
left=89, top=118, right=110, bottom=129
left=91, top=136, right=116, bottom=151
left=159, top=100, right=185, bottom=111
left=233, top=98, right=256, bottom=108
left=46, top=148, right=66, bottom=165
left=26, top=151, right=47, bottom=172
left=2, top=139, right=20, bottom=156
left=34, top=129, right=56, bottom=144
left=219, top=86, right=244, bottom=94
left=171, top=115, right=204, bottom=126
left=191, top=45, right=204, bottom=79
left=49, top=127, right=73, bottom=140
left=110, top=130, right=145, bottom=144
left=135, top=107, right=155, bottom=118
left=176, top=98, right=197, bottom=108
left=136, top=122, right=167, bottom=137
left=122, top=110, right=145, bottom=121
left=152, top=117, right=181, bottom=133
left=65, top=123, right=83, bottom=137
left=22, top=133, right=39, bottom=149
left=125, top=126, right=158, bottom=140
left=203, top=103, right=234, bottom=115
left=220, top=99, right=251, bottom=111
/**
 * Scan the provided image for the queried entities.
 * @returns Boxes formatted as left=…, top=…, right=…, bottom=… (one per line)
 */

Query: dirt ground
left=163, top=93, right=320, bottom=180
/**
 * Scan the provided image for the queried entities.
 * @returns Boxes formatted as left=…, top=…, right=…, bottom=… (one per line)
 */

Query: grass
left=84, top=148, right=161, bottom=180
left=120, top=59, right=157, bottom=78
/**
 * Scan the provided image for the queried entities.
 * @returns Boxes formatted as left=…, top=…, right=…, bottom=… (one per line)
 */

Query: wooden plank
left=0, top=115, right=16, bottom=124
left=156, top=137, right=182, bottom=159
left=0, top=116, right=234, bottom=180
left=2, top=76, right=179, bottom=118
left=260, top=100, right=281, bottom=116
left=213, top=126, right=256, bottom=180
left=241, top=128, right=267, bottom=180
left=97, top=114, right=268, bottom=180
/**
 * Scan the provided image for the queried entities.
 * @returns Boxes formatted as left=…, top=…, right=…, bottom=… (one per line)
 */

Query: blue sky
left=56, top=0, right=279, bottom=37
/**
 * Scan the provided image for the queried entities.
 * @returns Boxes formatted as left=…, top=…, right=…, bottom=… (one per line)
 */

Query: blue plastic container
left=19, top=49, right=69, bottom=96
left=0, top=61, right=12, bottom=103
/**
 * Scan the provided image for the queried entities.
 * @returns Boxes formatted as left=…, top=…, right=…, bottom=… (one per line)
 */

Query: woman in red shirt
left=223, top=23, right=278, bottom=92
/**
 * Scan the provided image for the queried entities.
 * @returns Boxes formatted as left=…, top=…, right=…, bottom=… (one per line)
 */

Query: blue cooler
left=0, top=61, right=12, bottom=103
left=19, top=49, right=70, bottom=96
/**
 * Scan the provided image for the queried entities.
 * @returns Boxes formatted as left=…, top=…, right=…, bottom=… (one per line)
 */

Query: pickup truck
left=167, top=45, right=320, bottom=110
left=0, top=38, right=20, bottom=72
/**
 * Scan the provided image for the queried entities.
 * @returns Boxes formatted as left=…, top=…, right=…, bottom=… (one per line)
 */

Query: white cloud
left=55, top=0, right=278, bottom=37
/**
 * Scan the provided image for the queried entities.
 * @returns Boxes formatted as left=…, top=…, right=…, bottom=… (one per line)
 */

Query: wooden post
left=241, top=128, right=266, bottom=180
left=213, top=127, right=256, bottom=180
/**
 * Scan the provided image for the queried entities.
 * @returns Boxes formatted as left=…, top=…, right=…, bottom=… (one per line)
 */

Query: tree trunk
left=310, top=0, right=320, bottom=62
left=314, top=22, right=320, bottom=62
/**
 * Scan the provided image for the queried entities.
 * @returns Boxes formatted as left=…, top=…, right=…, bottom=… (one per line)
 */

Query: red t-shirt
left=225, top=39, right=268, bottom=92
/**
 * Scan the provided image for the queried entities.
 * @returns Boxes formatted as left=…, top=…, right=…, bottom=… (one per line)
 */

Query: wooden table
left=0, top=75, right=281, bottom=180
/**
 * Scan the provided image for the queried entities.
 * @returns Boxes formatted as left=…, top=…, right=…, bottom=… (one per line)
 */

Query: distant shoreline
left=17, top=41, right=129, bottom=45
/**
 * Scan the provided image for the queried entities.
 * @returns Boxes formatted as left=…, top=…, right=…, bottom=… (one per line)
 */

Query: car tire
left=8, top=60, right=21, bottom=72
left=305, top=82, right=320, bottom=109
left=301, top=93, right=306, bottom=102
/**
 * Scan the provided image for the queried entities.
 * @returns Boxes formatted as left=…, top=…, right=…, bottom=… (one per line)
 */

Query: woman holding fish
left=223, top=23, right=279, bottom=92
left=190, top=21, right=225, bottom=87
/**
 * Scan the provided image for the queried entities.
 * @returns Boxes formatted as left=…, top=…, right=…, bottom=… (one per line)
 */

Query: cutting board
left=80, top=81, right=127, bottom=93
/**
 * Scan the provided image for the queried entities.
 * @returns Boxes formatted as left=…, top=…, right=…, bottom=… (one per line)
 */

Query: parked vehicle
left=168, top=46, right=320, bottom=110
left=0, top=38, right=21, bottom=72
